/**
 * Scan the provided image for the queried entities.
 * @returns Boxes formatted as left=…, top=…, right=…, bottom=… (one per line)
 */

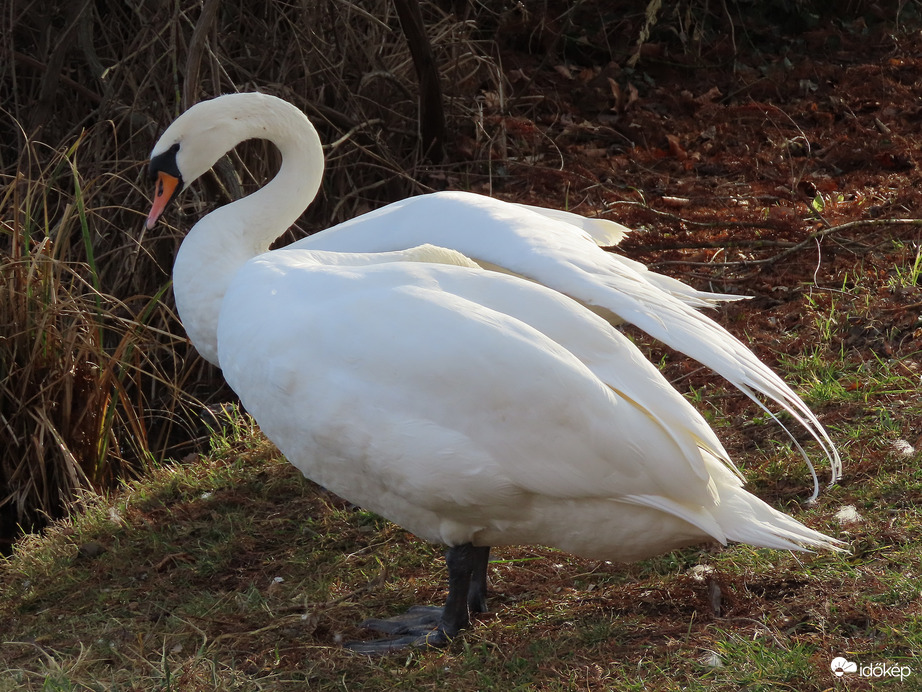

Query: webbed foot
left=344, top=544, right=491, bottom=655
left=345, top=606, right=452, bottom=654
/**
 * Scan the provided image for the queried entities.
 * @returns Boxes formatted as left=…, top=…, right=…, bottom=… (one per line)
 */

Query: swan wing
left=602, top=252, right=748, bottom=308
left=512, top=203, right=744, bottom=307
left=293, top=192, right=840, bottom=494
left=516, top=202, right=745, bottom=307
left=512, top=203, right=632, bottom=247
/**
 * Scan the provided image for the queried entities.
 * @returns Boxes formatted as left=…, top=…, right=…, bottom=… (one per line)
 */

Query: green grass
left=5, top=220, right=922, bottom=689
left=1, top=395, right=920, bottom=691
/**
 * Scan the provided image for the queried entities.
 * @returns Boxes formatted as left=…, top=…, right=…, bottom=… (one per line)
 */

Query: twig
left=608, top=200, right=788, bottom=230
left=621, top=205, right=922, bottom=268
left=6, top=50, right=102, bottom=107
left=393, top=0, right=446, bottom=162
left=31, top=0, right=94, bottom=130
left=735, top=217, right=922, bottom=268
left=880, top=301, right=922, bottom=313
left=183, top=0, right=221, bottom=109
left=326, top=119, right=385, bottom=152
left=627, top=239, right=797, bottom=253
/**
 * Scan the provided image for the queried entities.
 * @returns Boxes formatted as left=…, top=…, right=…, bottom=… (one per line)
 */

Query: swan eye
left=148, top=142, right=182, bottom=182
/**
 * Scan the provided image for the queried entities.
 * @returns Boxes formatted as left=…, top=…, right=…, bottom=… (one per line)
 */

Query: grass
left=1, top=389, right=920, bottom=690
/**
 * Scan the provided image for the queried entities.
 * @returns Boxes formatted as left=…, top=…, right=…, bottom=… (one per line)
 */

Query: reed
left=1, top=0, right=504, bottom=543
left=0, top=129, right=189, bottom=544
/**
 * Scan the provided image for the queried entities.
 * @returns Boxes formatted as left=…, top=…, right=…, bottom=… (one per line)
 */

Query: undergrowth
left=0, top=403, right=919, bottom=690
left=1, top=0, right=506, bottom=543
left=0, top=130, right=200, bottom=546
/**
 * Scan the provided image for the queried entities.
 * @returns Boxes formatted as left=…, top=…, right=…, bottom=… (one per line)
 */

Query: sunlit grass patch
left=1, top=417, right=920, bottom=690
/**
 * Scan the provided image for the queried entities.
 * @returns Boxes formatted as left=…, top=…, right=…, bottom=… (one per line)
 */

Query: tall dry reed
left=1, top=0, right=506, bottom=543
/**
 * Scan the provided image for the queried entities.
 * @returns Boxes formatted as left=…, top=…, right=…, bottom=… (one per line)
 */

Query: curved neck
left=197, top=96, right=324, bottom=253
left=171, top=94, right=324, bottom=366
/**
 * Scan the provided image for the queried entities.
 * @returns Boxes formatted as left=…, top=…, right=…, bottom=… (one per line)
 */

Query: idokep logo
left=830, top=657, right=857, bottom=677
left=831, top=656, right=912, bottom=681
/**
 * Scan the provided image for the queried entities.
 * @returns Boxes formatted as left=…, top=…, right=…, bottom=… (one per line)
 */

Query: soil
left=466, top=5, right=922, bottom=461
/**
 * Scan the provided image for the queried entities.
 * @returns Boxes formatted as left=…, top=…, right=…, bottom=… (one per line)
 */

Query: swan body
left=218, top=247, right=833, bottom=559
left=145, top=93, right=842, bottom=651
left=293, top=192, right=841, bottom=497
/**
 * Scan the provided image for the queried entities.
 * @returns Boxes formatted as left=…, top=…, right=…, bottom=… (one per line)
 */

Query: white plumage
left=145, top=92, right=842, bottom=652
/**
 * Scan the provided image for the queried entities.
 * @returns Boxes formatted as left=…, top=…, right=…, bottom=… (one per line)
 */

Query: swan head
left=145, top=92, right=318, bottom=230
left=146, top=143, right=183, bottom=229
left=145, top=96, right=254, bottom=230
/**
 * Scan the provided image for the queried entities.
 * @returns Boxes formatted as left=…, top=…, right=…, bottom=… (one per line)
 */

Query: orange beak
left=145, top=171, right=181, bottom=229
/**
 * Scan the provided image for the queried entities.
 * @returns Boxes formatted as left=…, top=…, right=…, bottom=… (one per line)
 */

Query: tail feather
left=716, top=484, right=845, bottom=552
left=584, top=267, right=843, bottom=498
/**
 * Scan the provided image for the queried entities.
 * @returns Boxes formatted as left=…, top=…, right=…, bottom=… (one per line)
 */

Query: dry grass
left=0, top=128, right=201, bottom=545
left=1, top=0, right=508, bottom=542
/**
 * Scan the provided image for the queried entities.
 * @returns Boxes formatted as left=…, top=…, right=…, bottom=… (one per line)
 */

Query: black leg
left=346, top=542, right=490, bottom=654
left=438, top=543, right=475, bottom=635
left=467, top=545, right=490, bottom=614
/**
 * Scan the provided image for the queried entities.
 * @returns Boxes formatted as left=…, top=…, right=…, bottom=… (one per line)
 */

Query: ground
left=1, top=6, right=921, bottom=691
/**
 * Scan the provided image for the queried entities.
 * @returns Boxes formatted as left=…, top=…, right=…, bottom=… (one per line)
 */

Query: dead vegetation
left=2, top=1, right=922, bottom=686
left=1, top=0, right=509, bottom=545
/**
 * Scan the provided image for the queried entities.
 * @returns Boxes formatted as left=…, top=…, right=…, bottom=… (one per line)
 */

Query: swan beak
left=146, top=171, right=180, bottom=229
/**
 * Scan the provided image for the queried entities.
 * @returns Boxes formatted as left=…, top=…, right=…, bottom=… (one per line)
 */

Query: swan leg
left=467, top=545, right=490, bottom=614
left=346, top=543, right=487, bottom=654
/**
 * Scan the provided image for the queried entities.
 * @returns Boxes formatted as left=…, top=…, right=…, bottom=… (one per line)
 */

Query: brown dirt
left=463, top=5, right=922, bottom=459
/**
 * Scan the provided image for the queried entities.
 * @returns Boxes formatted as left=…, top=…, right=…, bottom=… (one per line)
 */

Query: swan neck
left=217, top=109, right=323, bottom=253
left=172, top=95, right=324, bottom=366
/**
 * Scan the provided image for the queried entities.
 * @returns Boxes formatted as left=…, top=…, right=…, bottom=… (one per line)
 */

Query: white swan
left=144, top=92, right=843, bottom=653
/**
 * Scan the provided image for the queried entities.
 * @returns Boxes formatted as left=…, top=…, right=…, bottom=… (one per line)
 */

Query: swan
left=144, top=92, right=843, bottom=653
